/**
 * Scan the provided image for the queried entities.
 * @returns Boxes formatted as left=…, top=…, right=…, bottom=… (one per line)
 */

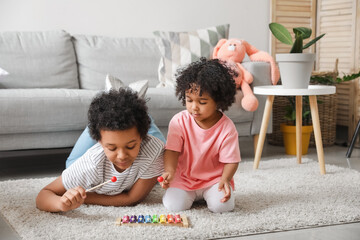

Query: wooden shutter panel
left=272, top=0, right=360, bottom=143
left=316, top=0, right=360, bottom=141
left=270, top=0, right=317, bottom=57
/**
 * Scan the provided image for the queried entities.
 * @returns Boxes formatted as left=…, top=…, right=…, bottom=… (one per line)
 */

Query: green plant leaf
left=290, top=37, right=303, bottom=53
left=269, top=23, right=293, bottom=45
left=284, top=96, right=313, bottom=126
left=284, top=105, right=294, bottom=121
left=336, top=70, right=360, bottom=83
left=293, top=27, right=312, bottom=39
left=310, top=75, right=335, bottom=85
left=303, top=33, right=326, bottom=49
left=311, top=70, right=360, bottom=85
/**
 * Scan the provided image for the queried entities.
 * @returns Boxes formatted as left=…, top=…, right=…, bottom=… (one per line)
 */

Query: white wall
left=0, top=0, right=270, bottom=51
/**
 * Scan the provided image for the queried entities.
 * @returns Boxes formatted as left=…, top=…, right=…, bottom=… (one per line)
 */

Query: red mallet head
left=111, top=176, right=117, bottom=182
left=157, top=176, right=164, bottom=183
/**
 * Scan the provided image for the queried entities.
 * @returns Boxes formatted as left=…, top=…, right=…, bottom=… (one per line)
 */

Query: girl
left=159, top=58, right=241, bottom=213
left=36, top=88, right=164, bottom=212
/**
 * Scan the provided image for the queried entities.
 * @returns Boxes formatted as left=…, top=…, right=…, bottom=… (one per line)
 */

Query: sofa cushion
left=226, top=90, right=254, bottom=123
left=145, top=87, right=185, bottom=126
left=74, top=35, right=161, bottom=90
left=0, top=31, right=78, bottom=89
left=0, top=89, right=98, bottom=134
left=0, top=131, right=84, bottom=151
left=153, top=24, right=230, bottom=88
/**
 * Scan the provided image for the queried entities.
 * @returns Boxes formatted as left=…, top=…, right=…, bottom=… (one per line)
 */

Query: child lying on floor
left=36, top=88, right=164, bottom=212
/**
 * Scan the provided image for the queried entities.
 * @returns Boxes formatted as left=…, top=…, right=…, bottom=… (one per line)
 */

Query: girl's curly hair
left=88, top=88, right=150, bottom=141
left=175, top=58, right=238, bottom=111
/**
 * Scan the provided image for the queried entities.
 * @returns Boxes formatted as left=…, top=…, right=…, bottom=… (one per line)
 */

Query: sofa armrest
left=242, top=62, right=273, bottom=135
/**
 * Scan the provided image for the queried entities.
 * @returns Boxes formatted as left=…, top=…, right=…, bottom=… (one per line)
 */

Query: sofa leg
left=253, top=134, right=259, bottom=156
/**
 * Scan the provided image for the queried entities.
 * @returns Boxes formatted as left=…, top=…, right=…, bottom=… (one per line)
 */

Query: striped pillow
left=153, top=24, right=230, bottom=88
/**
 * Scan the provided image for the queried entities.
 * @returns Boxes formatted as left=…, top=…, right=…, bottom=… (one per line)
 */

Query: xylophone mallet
left=157, top=176, right=164, bottom=183
left=86, top=176, right=117, bottom=192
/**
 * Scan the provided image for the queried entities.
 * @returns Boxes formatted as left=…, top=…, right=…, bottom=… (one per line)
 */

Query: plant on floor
left=269, top=23, right=325, bottom=53
left=280, top=96, right=314, bottom=155
left=284, top=96, right=311, bottom=126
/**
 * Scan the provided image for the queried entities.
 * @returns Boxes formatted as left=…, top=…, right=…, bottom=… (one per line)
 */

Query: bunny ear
left=212, top=39, right=228, bottom=58
left=242, top=40, right=260, bottom=57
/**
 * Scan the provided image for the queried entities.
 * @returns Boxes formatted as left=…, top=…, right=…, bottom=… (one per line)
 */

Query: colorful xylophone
left=115, top=214, right=189, bottom=228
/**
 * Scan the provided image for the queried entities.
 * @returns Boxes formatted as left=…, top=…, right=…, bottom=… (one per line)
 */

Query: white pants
left=162, top=182, right=235, bottom=213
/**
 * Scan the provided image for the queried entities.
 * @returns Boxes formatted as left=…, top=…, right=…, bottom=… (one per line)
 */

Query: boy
left=36, top=88, right=164, bottom=212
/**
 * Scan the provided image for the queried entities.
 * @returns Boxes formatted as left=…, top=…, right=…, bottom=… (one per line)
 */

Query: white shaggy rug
left=1, top=158, right=360, bottom=240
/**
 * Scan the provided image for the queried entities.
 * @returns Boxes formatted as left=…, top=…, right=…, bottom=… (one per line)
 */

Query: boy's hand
left=218, top=180, right=231, bottom=203
left=58, top=186, right=86, bottom=212
left=159, top=172, right=174, bottom=189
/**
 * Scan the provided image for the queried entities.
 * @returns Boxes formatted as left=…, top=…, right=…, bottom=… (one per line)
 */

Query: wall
left=0, top=0, right=270, bottom=52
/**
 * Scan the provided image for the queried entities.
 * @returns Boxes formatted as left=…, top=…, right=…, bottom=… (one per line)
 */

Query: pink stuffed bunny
left=213, top=39, right=280, bottom=112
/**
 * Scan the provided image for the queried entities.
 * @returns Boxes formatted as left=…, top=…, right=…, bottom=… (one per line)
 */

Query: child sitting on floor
left=159, top=58, right=241, bottom=213
left=36, top=88, right=164, bottom=212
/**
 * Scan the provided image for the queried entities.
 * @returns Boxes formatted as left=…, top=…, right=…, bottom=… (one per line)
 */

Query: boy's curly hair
left=88, top=88, right=150, bottom=141
left=175, top=58, right=238, bottom=111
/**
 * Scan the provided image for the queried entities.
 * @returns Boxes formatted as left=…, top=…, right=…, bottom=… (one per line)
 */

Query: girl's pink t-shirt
left=165, top=110, right=241, bottom=191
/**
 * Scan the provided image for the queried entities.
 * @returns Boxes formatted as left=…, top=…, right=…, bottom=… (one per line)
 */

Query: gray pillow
left=74, top=35, right=160, bottom=90
left=0, top=30, right=78, bottom=89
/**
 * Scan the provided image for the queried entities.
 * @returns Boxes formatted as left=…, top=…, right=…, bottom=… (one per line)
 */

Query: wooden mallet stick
left=86, top=176, right=117, bottom=192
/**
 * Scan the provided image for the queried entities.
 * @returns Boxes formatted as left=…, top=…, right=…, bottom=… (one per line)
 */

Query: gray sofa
left=0, top=30, right=272, bottom=152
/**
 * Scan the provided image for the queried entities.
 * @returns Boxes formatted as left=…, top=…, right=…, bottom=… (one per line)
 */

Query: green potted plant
left=269, top=22, right=325, bottom=89
left=280, top=96, right=313, bottom=155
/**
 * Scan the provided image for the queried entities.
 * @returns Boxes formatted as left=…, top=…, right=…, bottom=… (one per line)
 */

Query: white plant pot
left=276, top=53, right=315, bottom=89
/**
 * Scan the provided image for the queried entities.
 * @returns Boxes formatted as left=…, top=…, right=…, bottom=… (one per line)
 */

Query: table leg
left=309, top=95, right=326, bottom=175
left=253, top=134, right=259, bottom=156
left=296, top=96, right=302, bottom=164
left=254, top=95, right=274, bottom=169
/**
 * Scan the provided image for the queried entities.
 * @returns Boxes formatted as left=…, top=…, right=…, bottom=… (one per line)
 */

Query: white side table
left=253, top=85, right=336, bottom=175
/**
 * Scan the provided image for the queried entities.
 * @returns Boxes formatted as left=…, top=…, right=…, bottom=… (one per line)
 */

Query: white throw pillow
left=105, top=74, right=148, bottom=99
left=0, top=67, right=9, bottom=77
left=105, top=74, right=125, bottom=92
left=153, top=24, right=230, bottom=88
left=128, top=79, right=149, bottom=99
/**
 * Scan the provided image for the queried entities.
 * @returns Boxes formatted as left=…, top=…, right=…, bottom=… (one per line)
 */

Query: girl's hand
left=58, top=186, right=86, bottom=212
left=159, top=172, right=174, bottom=189
left=218, top=180, right=231, bottom=203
